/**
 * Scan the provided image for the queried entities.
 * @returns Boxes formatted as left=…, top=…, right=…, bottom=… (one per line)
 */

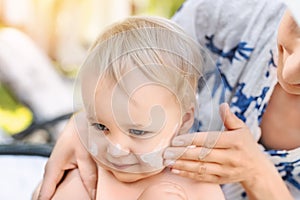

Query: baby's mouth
left=294, top=83, right=300, bottom=87
left=110, top=162, right=137, bottom=170
left=105, top=157, right=138, bottom=170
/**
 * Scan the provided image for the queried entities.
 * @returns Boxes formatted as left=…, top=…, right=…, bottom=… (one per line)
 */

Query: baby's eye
left=92, top=123, right=109, bottom=131
left=129, top=129, right=146, bottom=136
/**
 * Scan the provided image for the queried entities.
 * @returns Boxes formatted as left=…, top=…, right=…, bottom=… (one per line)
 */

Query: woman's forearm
left=242, top=160, right=293, bottom=200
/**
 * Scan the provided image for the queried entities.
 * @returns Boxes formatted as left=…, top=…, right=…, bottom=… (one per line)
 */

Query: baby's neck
left=95, top=167, right=171, bottom=199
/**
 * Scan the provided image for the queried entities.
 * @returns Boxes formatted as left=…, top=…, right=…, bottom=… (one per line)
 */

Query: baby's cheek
left=139, top=148, right=165, bottom=168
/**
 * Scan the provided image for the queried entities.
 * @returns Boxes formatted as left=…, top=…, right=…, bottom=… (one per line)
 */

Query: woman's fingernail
left=172, top=139, right=184, bottom=146
left=187, top=145, right=196, bottom=149
left=89, top=189, right=96, bottom=199
left=171, top=169, right=180, bottom=174
left=164, top=150, right=175, bottom=159
left=164, top=159, right=175, bottom=166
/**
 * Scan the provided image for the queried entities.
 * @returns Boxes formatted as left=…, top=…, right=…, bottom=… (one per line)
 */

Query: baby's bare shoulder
left=154, top=170, right=225, bottom=200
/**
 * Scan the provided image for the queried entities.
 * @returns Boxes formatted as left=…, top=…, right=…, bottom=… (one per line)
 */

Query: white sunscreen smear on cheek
left=89, top=141, right=98, bottom=156
left=139, top=123, right=179, bottom=168
left=139, top=149, right=164, bottom=168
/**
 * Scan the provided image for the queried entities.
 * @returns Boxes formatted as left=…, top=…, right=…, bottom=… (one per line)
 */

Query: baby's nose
left=107, top=142, right=130, bottom=157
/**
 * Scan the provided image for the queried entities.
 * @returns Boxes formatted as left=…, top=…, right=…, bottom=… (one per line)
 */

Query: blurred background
left=0, top=0, right=184, bottom=199
left=0, top=0, right=184, bottom=143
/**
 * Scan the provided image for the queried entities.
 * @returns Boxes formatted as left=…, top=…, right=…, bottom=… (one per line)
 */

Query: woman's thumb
left=219, top=103, right=245, bottom=130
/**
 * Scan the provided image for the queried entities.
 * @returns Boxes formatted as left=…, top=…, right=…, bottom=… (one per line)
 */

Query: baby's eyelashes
left=91, top=123, right=157, bottom=138
left=129, top=129, right=146, bottom=136
left=92, top=123, right=109, bottom=131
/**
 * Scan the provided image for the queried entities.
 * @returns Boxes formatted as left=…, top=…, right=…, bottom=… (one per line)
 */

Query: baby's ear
left=178, top=107, right=194, bottom=134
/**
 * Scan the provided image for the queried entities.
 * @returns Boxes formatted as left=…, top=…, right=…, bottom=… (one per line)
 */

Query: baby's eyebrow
left=85, top=113, right=96, bottom=122
left=121, top=122, right=160, bottom=133
left=122, top=122, right=146, bottom=129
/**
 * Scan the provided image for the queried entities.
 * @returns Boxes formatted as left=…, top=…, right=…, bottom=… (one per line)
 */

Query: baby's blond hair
left=80, top=16, right=204, bottom=113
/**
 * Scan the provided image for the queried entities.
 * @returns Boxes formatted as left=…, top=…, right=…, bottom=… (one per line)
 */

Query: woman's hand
left=163, top=103, right=293, bottom=200
left=38, top=116, right=97, bottom=200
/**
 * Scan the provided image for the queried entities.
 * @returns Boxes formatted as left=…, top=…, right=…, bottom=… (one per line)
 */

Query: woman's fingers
left=38, top=119, right=77, bottom=200
left=38, top=160, right=68, bottom=200
left=164, top=147, right=229, bottom=164
left=169, top=160, right=223, bottom=183
left=166, top=134, right=222, bottom=163
left=171, top=132, right=226, bottom=148
left=38, top=146, right=97, bottom=200
left=171, top=103, right=248, bottom=149
left=37, top=115, right=97, bottom=200
left=171, top=129, right=245, bottom=150
left=77, top=155, right=98, bottom=200
left=162, top=104, right=277, bottom=189
left=168, top=159, right=245, bottom=184
left=166, top=129, right=248, bottom=164
left=220, top=103, right=246, bottom=130
left=38, top=141, right=76, bottom=200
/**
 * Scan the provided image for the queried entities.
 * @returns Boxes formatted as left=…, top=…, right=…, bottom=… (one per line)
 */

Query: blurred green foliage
left=0, top=83, right=33, bottom=135
left=133, top=0, right=185, bottom=18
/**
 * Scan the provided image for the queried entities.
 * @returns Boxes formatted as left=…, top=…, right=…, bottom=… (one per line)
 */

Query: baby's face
left=277, top=10, right=300, bottom=95
left=82, top=73, right=182, bottom=182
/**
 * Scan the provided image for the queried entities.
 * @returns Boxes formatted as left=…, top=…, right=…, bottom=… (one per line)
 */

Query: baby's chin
left=94, top=157, right=166, bottom=182
left=111, top=168, right=164, bottom=183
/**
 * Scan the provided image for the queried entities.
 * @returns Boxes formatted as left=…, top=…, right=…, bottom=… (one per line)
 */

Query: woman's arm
left=164, top=103, right=293, bottom=200
left=38, top=116, right=97, bottom=200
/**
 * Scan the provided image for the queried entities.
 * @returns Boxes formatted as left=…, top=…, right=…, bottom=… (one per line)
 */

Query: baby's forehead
left=82, top=72, right=180, bottom=126
left=81, top=69, right=176, bottom=100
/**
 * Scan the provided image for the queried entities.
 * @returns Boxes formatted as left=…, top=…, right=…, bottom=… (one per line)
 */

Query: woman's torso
left=172, top=0, right=300, bottom=199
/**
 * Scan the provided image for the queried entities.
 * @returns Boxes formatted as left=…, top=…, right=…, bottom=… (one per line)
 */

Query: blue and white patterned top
left=172, top=0, right=300, bottom=199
